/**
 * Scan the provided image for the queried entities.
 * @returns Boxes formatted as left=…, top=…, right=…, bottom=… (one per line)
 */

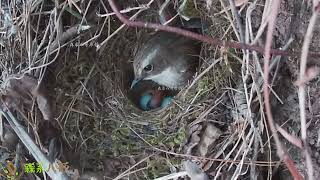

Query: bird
left=140, top=92, right=160, bottom=111
left=139, top=89, right=173, bottom=111
left=131, top=31, right=201, bottom=89
left=161, top=96, right=173, bottom=108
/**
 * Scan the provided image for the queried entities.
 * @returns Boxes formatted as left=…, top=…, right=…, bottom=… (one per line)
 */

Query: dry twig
left=106, top=0, right=320, bottom=58
left=263, top=0, right=303, bottom=179
left=297, top=4, right=320, bottom=180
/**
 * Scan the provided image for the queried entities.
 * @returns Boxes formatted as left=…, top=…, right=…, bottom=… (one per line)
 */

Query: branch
left=106, top=0, right=320, bottom=59
left=297, top=6, right=319, bottom=180
left=263, top=0, right=303, bottom=179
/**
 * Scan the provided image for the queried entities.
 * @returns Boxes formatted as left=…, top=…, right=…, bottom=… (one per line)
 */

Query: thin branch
left=96, top=5, right=150, bottom=17
left=276, top=125, right=303, bottom=149
left=106, top=0, right=320, bottom=58
left=153, top=171, right=188, bottom=180
left=228, top=0, right=245, bottom=42
left=263, top=0, right=303, bottom=179
left=113, top=155, right=153, bottom=180
left=127, top=125, right=278, bottom=167
left=297, top=7, right=319, bottom=180
left=97, top=0, right=156, bottom=52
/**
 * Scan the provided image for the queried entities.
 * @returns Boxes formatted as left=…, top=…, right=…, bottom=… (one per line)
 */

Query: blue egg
left=140, top=94, right=152, bottom=111
left=161, top=96, right=173, bottom=108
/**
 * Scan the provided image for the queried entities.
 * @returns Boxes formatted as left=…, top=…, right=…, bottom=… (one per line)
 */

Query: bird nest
left=1, top=0, right=320, bottom=179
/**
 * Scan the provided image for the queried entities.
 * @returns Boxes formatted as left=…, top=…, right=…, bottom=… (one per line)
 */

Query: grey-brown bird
left=131, top=31, right=201, bottom=89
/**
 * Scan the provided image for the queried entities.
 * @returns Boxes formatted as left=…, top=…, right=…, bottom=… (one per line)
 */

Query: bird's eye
left=143, top=64, right=153, bottom=72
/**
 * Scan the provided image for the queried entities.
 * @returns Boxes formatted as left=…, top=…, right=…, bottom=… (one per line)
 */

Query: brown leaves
left=0, top=74, right=58, bottom=154
left=197, top=124, right=222, bottom=157
left=184, top=160, right=209, bottom=180
left=0, top=122, right=18, bottom=151
left=184, top=123, right=222, bottom=157
left=0, top=74, right=54, bottom=121
left=103, top=156, right=132, bottom=178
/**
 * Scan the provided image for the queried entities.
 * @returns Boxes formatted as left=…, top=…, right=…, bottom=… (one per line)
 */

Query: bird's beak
left=130, top=78, right=143, bottom=89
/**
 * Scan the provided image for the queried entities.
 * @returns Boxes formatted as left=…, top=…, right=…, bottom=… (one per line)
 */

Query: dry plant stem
left=49, top=24, right=91, bottom=53
left=153, top=171, right=188, bottom=180
left=97, top=0, right=156, bottom=51
left=79, top=0, right=94, bottom=28
left=97, top=5, right=150, bottom=17
left=276, top=125, right=303, bottom=149
left=60, top=64, right=96, bottom=148
left=219, top=0, right=240, bottom=41
left=251, top=0, right=271, bottom=44
left=228, top=0, right=245, bottom=42
left=22, top=25, right=90, bottom=74
left=128, top=125, right=278, bottom=166
left=183, top=57, right=222, bottom=97
left=298, top=8, right=319, bottom=180
left=245, top=7, right=273, bottom=178
left=106, top=0, right=320, bottom=58
left=0, top=108, right=69, bottom=180
left=263, top=0, right=303, bottom=179
left=113, top=155, right=153, bottom=180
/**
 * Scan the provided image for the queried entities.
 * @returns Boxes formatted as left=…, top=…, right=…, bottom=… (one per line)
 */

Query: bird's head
left=131, top=47, right=173, bottom=88
left=131, top=32, right=200, bottom=89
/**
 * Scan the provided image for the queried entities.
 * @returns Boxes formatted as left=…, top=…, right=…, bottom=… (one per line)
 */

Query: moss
left=163, top=127, right=186, bottom=148
left=147, top=158, right=171, bottom=179
left=178, top=0, right=201, bottom=20
left=111, top=127, right=142, bottom=155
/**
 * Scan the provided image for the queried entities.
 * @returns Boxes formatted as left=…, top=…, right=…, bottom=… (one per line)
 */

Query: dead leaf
left=38, top=121, right=60, bottom=147
left=0, top=74, right=54, bottom=120
left=183, top=160, right=209, bottom=180
left=103, top=156, right=130, bottom=178
left=197, top=124, right=222, bottom=157
left=0, top=122, right=18, bottom=151
left=184, top=124, right=202, bottom=155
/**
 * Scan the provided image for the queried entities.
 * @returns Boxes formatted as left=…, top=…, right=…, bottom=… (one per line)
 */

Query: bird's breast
left=146, top=67, right=185, bottom=89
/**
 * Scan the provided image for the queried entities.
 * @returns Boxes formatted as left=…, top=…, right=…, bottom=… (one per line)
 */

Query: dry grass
left=0, top=0, right=319, bottom=179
